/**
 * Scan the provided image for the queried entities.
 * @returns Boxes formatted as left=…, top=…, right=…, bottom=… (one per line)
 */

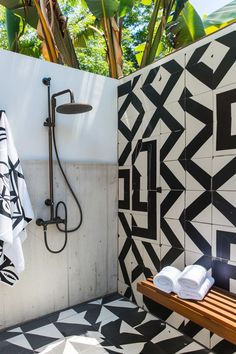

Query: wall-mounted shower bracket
left=45, top=198, right=53, bottom=206
left=42, top=77, right=51, bottom=86
left=43, top=119, right=55, bottom=128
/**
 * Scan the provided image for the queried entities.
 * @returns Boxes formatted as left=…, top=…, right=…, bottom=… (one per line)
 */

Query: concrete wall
left=0, top=51, right=118, bottom=329
left=0, top=161, right=117, bottom=330
left=118, top=24, right=236, bottom=352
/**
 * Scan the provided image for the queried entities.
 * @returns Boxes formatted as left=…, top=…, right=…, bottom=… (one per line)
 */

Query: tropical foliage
left=0, top=0, right=79, bottom=67
left=203, top=0, right=236, bottom=35
left=0, top=0, right=235, bottom=78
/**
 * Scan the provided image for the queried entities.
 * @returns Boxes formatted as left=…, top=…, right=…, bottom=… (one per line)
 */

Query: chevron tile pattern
left=118, top=24, right=236, bottom=352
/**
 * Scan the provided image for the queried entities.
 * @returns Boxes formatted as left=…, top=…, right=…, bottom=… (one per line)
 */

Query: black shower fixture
left=36, top=77, right=92, bottom=253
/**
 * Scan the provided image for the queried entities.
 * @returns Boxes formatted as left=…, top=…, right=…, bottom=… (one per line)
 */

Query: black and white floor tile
left=0, top=293, right=216, bottom=354
left=210, top=333, right=236, bottom=354
left=180, top=320, right=211, bottom=349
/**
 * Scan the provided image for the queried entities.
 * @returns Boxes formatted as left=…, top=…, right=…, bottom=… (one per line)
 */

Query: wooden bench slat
left=206, top=292, right=236, bottom=308
left=192, top=300, right=236, bottom=321
left=210, top=289, right=236, bottom=303
left=213, top=287, right=236, bottom=298
left=202, top=296, right=236, bottom=315
left=137, top=279, right=236, bottom=345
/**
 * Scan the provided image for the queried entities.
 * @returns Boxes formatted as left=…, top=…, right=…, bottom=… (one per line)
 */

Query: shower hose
left=43, top=126, right=83, bottom=254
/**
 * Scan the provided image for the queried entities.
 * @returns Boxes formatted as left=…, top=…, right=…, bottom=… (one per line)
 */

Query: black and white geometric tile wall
left=118, top=24, right=236, bottom=353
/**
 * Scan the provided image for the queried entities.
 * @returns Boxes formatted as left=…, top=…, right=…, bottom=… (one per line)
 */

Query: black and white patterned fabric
left=118, top=24, right=236, bottom=351
left=0, top=111, right=34, bottom=286
left=0, top=293, right=213, bottom=353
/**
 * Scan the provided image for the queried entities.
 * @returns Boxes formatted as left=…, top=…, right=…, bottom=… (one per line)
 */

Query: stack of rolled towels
left=153, top=265, right=215, bottom=301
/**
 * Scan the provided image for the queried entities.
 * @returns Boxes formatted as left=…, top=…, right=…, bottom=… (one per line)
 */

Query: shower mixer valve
left=36, top=217, right=65, bottom=227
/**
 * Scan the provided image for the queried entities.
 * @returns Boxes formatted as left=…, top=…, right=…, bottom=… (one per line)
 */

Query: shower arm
left=47, top=89, right=75, bottom=127
left=52, top=90, right=74, bottom=118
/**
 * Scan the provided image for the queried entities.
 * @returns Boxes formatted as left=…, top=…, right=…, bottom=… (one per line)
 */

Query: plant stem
left=140, top=0, right=161, bottom=68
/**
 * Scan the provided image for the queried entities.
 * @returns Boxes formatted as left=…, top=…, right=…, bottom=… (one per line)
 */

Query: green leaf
left=0, top=0, right=23, bottom=9
left=203, top=0, right=236, bottom=29
left=80, top=0, right=88, bottom=9
left=169, top=2, right=205, bottom=48
left=135, top=42, right=146, bottom=65
left=0, top=0, right=38, bottom=28
left=74, top=27, right=95, bottom=48
left=84, top=0, right=120, bottom=18
left=119, top=0, right=134, bottom=17
left=6, top=8, right=20, bottom=51
left=74, top=34, right=87, bottom=48
left=141, top=0, right=152, bottom=5
left=20, top=43, right=40, bottom=58
left=14, top=7, right=38, bottom=28
left=172, top=0, right=187, bottom=21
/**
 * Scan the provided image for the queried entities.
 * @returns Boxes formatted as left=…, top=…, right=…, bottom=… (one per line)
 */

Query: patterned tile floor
left=0, top=293, right=214, bottom=354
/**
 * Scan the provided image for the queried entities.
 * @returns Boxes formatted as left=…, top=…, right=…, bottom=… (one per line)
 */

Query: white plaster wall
left=0, top=51, right=118, bottom=329
left=0, top=161, right=117, bottom=330
left=0, top=50, right=117, bottom=163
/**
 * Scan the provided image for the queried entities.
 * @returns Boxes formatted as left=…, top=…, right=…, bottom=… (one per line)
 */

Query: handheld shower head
left=56, top=103, right=93, bottom=115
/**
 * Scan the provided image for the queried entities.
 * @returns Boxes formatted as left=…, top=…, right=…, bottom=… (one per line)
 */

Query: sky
left=190, top=0, right=231, bottom=16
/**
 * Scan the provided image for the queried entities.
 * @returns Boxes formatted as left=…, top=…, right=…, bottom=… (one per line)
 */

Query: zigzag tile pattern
left=118, top=24, right=236, bottom=353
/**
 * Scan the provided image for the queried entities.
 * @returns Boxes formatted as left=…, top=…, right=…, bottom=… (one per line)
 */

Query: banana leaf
left=141, top=0, right=152, bottom=5
left=0, top=0, right=79, bottom=68
left=5, top=8, right=21, bottom=51
left=0, top=0, right=38, bottom=28
left=168, top=2, right=205, bottom=48
left=204, top=0, right=236, bottom=28
left=84, top=0, right=120, bottom=19
left=119, top=0, right=134, bottom=17
left=172, top=0, right=188, bottom=21
left=135, top=42, right=146, bottom=66
left=74, top=27, right=95, bottom=48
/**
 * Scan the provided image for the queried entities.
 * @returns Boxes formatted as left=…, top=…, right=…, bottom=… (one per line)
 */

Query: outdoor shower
left=36, top=77, right=92, bottom=253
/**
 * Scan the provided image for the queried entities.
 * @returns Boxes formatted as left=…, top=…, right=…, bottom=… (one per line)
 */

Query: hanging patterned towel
left=0, top=111, right=34, bottom=286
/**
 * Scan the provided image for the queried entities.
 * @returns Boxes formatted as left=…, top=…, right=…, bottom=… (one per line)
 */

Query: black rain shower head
left=56, top=103, right=93, bottom=115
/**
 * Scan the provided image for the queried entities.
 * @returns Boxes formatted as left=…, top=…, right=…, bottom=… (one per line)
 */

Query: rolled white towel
left=177, top=265, right=207, bottom=289
left=178, top=275, right=215, bottom=301
left=153, top=266, right=182, bottom=293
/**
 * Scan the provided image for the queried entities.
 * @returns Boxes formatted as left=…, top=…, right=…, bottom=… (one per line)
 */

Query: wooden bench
left=137, top=278, right=236, bottom=345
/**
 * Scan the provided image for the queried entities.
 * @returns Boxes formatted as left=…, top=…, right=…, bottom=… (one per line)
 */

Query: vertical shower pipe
left=43, top=77, right=55, bottom=220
